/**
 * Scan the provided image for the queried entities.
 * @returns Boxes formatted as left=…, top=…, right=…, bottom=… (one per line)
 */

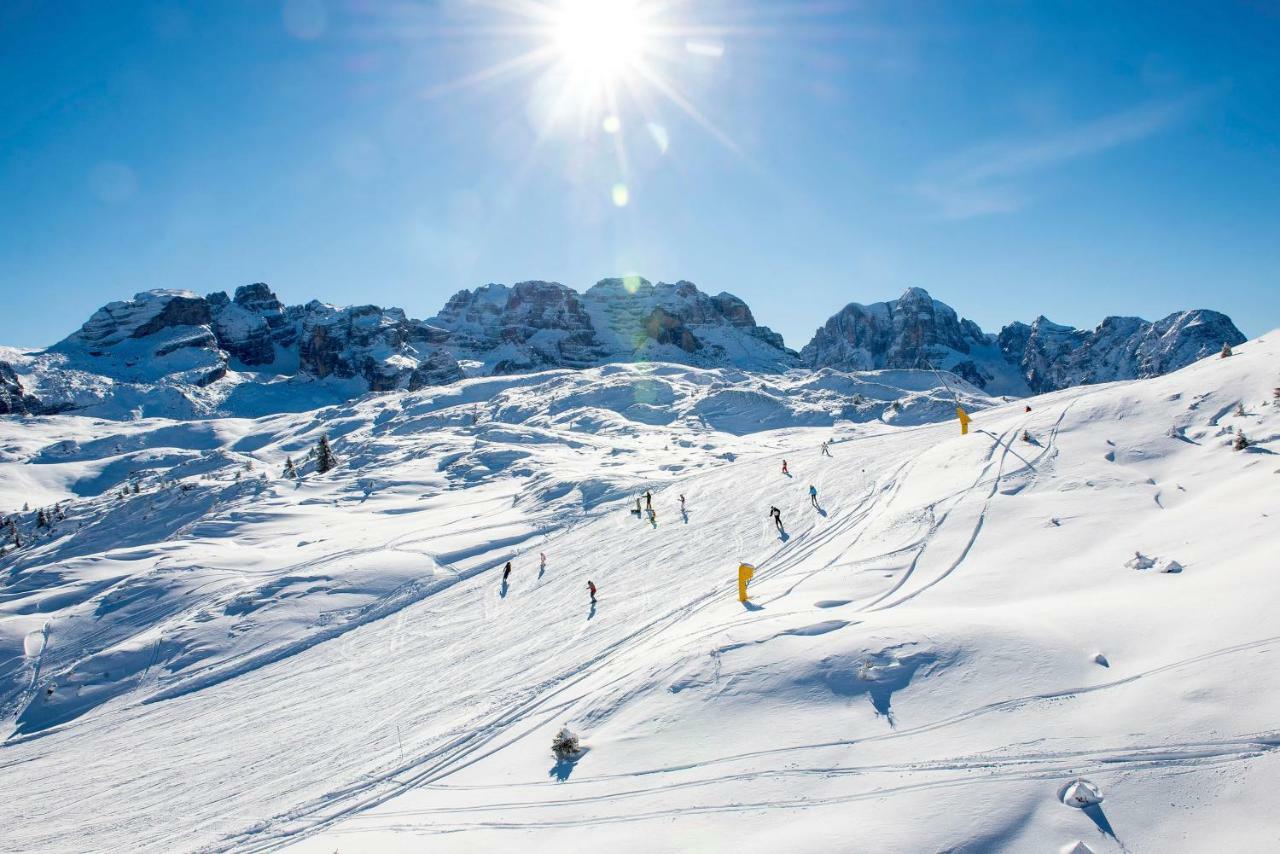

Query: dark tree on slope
left=1233, top=430, right=1249, bottom=451
left=1221, top=342, right=1233, bottom=358
left=283, top=457, right=297, bottom=478
left=315, top=435, right=337, bottom=474
left=551, top=727, right=581, bottom=760
left=36, top=509, right=48, bottom=528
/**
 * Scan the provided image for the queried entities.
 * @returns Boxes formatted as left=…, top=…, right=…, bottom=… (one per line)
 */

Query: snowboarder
left=587, top=580, right=597, bottom=603
left=820, top=441, right=831, bottom=457
left=809, top=485, right=819, bottom=508
left=769, top=506, right=783, bottom=532
left=503, top=561, right=512, bottom=582
left=781, top=460, right=789, bottom=476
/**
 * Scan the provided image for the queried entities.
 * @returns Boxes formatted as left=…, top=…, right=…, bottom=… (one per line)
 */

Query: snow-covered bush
left=1234, top=430, right=1249, bottom=451
left=1220, top=341, right=1233, bottom=358
left=551, top=727, right=581, bottom=761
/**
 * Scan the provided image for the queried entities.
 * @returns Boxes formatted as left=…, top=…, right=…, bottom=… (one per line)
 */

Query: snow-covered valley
left=1, top=333, right=1277, bottom=853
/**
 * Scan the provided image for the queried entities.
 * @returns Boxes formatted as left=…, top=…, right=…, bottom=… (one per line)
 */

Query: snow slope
left=0, top=335, right=1277, bottom=853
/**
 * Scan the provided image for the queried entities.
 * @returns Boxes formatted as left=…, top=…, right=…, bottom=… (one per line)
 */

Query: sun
left=551, top=0, right=651, bottom=85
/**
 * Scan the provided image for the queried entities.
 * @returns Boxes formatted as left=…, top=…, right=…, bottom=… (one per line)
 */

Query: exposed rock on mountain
left=0, top=279, right=1248, bottom=419
left=430, top=281, right=605, bottom=373
left=998, top=310, right=1247, bottom=394
left=802, top=287, right=1247, bottom=395
left=800, top=288, right=1029, bottom=395
left=0, top=360, right=37, bottom=415
left=428, top=278, right=796, bottom=373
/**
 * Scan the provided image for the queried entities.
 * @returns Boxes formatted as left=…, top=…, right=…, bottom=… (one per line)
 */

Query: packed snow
left=1, top=332, right=1277, bottom=853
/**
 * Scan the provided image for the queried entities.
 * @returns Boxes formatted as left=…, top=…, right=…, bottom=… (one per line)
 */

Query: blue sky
left=1, top=0, right=1277, bottom=350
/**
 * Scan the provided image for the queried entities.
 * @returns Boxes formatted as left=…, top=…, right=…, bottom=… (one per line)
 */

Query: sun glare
left=552, top=0, right=650, bottom=82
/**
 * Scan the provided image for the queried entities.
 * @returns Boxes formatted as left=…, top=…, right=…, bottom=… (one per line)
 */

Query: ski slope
left=1, top=337, right=1277, bottom=853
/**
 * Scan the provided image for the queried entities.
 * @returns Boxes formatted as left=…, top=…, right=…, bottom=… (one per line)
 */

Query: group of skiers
left=502, top=555, right=598, bottom=605
left=502, top=440, right=835, bottom=606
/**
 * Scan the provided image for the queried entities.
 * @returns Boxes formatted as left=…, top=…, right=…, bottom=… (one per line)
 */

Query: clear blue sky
left=2, top=0, right=1278, bottom=350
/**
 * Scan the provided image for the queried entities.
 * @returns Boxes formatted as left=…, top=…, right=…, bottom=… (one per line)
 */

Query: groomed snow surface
left=2, top=336, right=1278, bottom=853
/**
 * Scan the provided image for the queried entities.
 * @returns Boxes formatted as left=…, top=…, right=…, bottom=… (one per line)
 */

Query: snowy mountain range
left=0, top=280, right=1244, bottom=417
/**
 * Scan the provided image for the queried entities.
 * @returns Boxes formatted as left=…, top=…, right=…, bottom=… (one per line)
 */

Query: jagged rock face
left=0, top=361, right=34, bottom=415
left=432, top=281, right=605, bottom=372
left=802, top=288, right=1246, bottom=395
left=48, top=287, right=464, bottom=404
left=582, top=278, right=794, bottom=367
left=54, top=290, right=229, bottom=386
left=1001, top=310, right=1246, bottom=393
left=429, top=278, right=795, bottom=372
left=802, top=287, right=984, bottom=371
left=297, top=303, right=460, bottom=390
left=209, top=284, right=290, bottom=367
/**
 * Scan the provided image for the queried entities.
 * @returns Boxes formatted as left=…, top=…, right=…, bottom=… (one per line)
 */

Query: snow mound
left=1059, top=778, right=1104, bottom=808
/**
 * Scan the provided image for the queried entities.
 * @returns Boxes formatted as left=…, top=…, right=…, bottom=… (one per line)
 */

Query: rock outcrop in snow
left=998, top=309, right=1246, bottom=394
left=801, top=287, right=1246, bottom=395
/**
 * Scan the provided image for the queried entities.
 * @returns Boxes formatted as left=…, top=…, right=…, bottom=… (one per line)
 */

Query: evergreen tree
left=36, top=508, right=48, bottom=528
left=283, top=457, right=297, bottom=478
left=22, top=502, right=29, bottom=512
left=132, top=481, right=141, bottom=495
left=1235, top=402, right=1246, bottom=417
left=1233, top=430, right=1250, bottom=451
left=1221, top=341, right=1233, bottom=358
left=315, top=435, right=337, bottom=474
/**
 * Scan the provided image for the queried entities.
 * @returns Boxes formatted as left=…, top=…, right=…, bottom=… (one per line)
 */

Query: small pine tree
left=1220, top=341, right=1233, bottom=358
left=36, top=508, right=48, bottom=528
left=132, top=481, right=141, bottom=495
left=283, top=457, right=297, bottom=478
left=22, top=502, right=29, bottom=512
left=1021, top=430, right=1031, bottom=443
left=315, top=435, right=337, bottom=474
left=1235, top=402, right=1246, bottom=418
left=1233, top=430, right=1249, bottom=451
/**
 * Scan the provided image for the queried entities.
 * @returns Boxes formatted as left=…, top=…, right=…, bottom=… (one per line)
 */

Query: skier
left=1024, top=405, right=1032, bottom=413
left=540, top=552, right=547, bottom=571
left=769, top=506, right=783, bottom=532
left=634, top=496, right=642, bottom=515
left=809, top=485, right=819, bottom=508
left=1021, top=430, right=1031, bottom=443
left=644, top=490, right=653, bottom=511
left=587, top=580, right=597, bottom=603
left=503, top=561, right=512, bottom=582
left=820, top=441, right=832, bottom=457
left=781, top=460, right=789, bottom=476
left=679, top=494, right=686, bottom=512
